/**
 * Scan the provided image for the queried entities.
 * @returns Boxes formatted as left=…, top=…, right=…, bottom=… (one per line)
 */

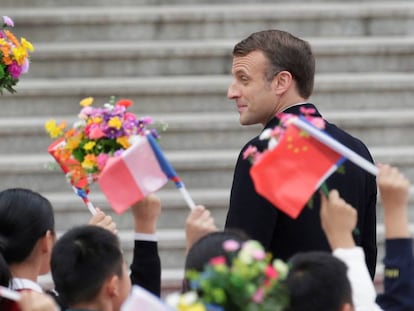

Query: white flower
left=165, top=292, right=180, bottom=307
left=267, top=138, right=278, bottom=150
left=73, top=120, right=86, bottom=129
left=273, top=259, right=289, bottom=279
left=259, top=128, right=272, bottom=140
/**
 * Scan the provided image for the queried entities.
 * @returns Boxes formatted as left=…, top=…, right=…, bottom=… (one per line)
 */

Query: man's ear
left=272, top=71, right=293, bottom=95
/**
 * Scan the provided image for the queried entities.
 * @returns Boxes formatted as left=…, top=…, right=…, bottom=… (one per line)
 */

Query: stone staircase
left=2, top=0, right=414, bottom=295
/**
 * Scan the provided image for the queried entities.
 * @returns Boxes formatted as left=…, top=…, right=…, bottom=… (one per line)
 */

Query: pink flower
left=209, top=256, right=226, bottom=266
left=3, top=16, right=14, bottom=27
left=252, top=287, right=264, bottom=303
left=243, top=145, right=258, bottom=160
left=96, top=153, right=109, bottom=171
left=88, top=125, right=105, bottom=139
left=299, top=107, right=316, bottom=115
left=7, top=62, right=22, bottom=79
left=309, top=117, right=326, bottom=129
left=252, top=249, right=266, bottom=260
left=223, top=239, right=240, bottom=252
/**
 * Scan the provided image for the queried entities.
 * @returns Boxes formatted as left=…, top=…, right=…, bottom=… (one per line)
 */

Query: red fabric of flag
left=250, top=123, right=343, bottom=219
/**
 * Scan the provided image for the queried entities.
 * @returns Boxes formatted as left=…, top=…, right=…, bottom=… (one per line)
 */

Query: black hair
left=233, top=29, right=315, bottom=98
left=51, top=225, right=123, bottom=306
left=185, top=229, right=250, bottom=272
left=0, top=188, right=55, bottom=286
left=284, top=251, right=353, bottom=311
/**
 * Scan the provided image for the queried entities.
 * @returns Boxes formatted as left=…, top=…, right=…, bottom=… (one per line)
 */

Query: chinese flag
left=250, top=123, right=344, bottom=219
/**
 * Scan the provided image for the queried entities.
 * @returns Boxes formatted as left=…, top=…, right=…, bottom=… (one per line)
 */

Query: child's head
left=51, top=225, right=131, bottom=311
left=0, top=188, right=55, bottom=286
left=284, top=251, right=353, bottom=311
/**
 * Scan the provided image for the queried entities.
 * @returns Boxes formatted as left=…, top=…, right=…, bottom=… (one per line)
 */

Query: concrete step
left=3, top=2, right=414, bottom=42
left=27, top=36, right=414, bottom=79
left=2, top=73, right=414, bottom=117
left=0, top=145, right=413, bottom=193
left=2, top=0, right=388, bottom=8
left=0, top=108, right=413, bottom=154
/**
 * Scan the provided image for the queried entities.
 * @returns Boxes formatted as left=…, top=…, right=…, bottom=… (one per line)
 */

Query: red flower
left=116, top=99, right=133, bottom=108
left=209, top=256, right=226, bottom=266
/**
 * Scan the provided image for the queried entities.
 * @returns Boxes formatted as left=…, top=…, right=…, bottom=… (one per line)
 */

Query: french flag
left=98, top=134, right=171, bottom=214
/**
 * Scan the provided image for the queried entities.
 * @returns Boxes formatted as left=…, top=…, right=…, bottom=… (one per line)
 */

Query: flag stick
left=178, top=186, right=196, bottom=210
left=72, top=186, right=97, bottom=215
left=147, top=134, right=196, bottom=210
left=0, top=286, right=20, bottom=301
left=291, top=117, right=379, bottom=176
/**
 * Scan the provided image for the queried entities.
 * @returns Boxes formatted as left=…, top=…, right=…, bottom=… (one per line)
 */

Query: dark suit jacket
left=225, top=103, right=377, bottom=279
left=130, top=240, right=161, bottom=297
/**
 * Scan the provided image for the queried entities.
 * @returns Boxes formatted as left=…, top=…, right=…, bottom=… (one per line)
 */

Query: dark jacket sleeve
left=376, top=238, right=414, bottom=311
left=130, top=240, right=161, bottom=297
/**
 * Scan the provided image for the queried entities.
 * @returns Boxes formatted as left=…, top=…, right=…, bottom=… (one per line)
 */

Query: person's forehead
left=231, top=51, right=268, bottom=74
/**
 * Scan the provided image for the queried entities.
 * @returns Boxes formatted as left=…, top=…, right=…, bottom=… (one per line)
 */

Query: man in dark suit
left=225, top=29, right=377, bottom=279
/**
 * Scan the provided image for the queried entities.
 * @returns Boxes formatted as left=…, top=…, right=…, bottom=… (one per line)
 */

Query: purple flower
left=114, top=149, right=124, bottom=157
left=7, top=61, right=22, bottom=79
left=21, top=58, right=30, bottom=74
left=104, top=126, right=124, bottom=139
left=3, top=16, right=14, bottom=27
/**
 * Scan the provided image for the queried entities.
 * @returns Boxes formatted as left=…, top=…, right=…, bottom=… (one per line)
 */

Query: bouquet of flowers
left=166, top=239, right=290, bottom=311
left=0, top=16, right=34, bottom=94
left=45, top=96, right=163, bottom=192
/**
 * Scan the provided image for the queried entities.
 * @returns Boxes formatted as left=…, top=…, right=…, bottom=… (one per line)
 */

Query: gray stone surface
left=2, top=0, right=413, bottom=294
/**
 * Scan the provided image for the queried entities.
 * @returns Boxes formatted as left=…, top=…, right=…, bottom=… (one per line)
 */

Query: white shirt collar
left=11, top=277, right=43, bottom=293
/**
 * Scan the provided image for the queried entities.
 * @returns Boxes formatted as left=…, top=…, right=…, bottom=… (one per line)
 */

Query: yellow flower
left=45, top=119, right=66, bottom=138
left=66, top=136, right=81, bottom=150
left=116, top=136, right=130, bottom=149
left=91, top=116, right=103, bottom=124
left=20, top=37, right=34, bottom=52
left=177, top=302, right=206, bottom=311
left=80, top=97, right=94, bottom=107
left=82, top=154, right=97, bottom=171
left=108, top=116, right=122, bottom=130
left=12, top=45, right=28, bottom=65
left=83, top=141, right=96, bottom=151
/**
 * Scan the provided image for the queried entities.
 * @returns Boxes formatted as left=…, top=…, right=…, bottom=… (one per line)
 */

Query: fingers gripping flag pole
left=146, top=134, right=196, bottom=210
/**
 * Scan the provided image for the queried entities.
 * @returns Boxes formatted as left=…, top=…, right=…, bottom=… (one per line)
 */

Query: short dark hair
left=51, top=225, right=124, bottom=306
left=0, top=188, right=55, bottom=286
left=233, top=29, right=315, bottom=98
left=284, top=251, right=353, bottom=311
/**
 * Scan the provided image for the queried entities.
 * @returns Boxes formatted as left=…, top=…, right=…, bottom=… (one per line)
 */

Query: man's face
left=227, top=50, right=278, bottom=126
